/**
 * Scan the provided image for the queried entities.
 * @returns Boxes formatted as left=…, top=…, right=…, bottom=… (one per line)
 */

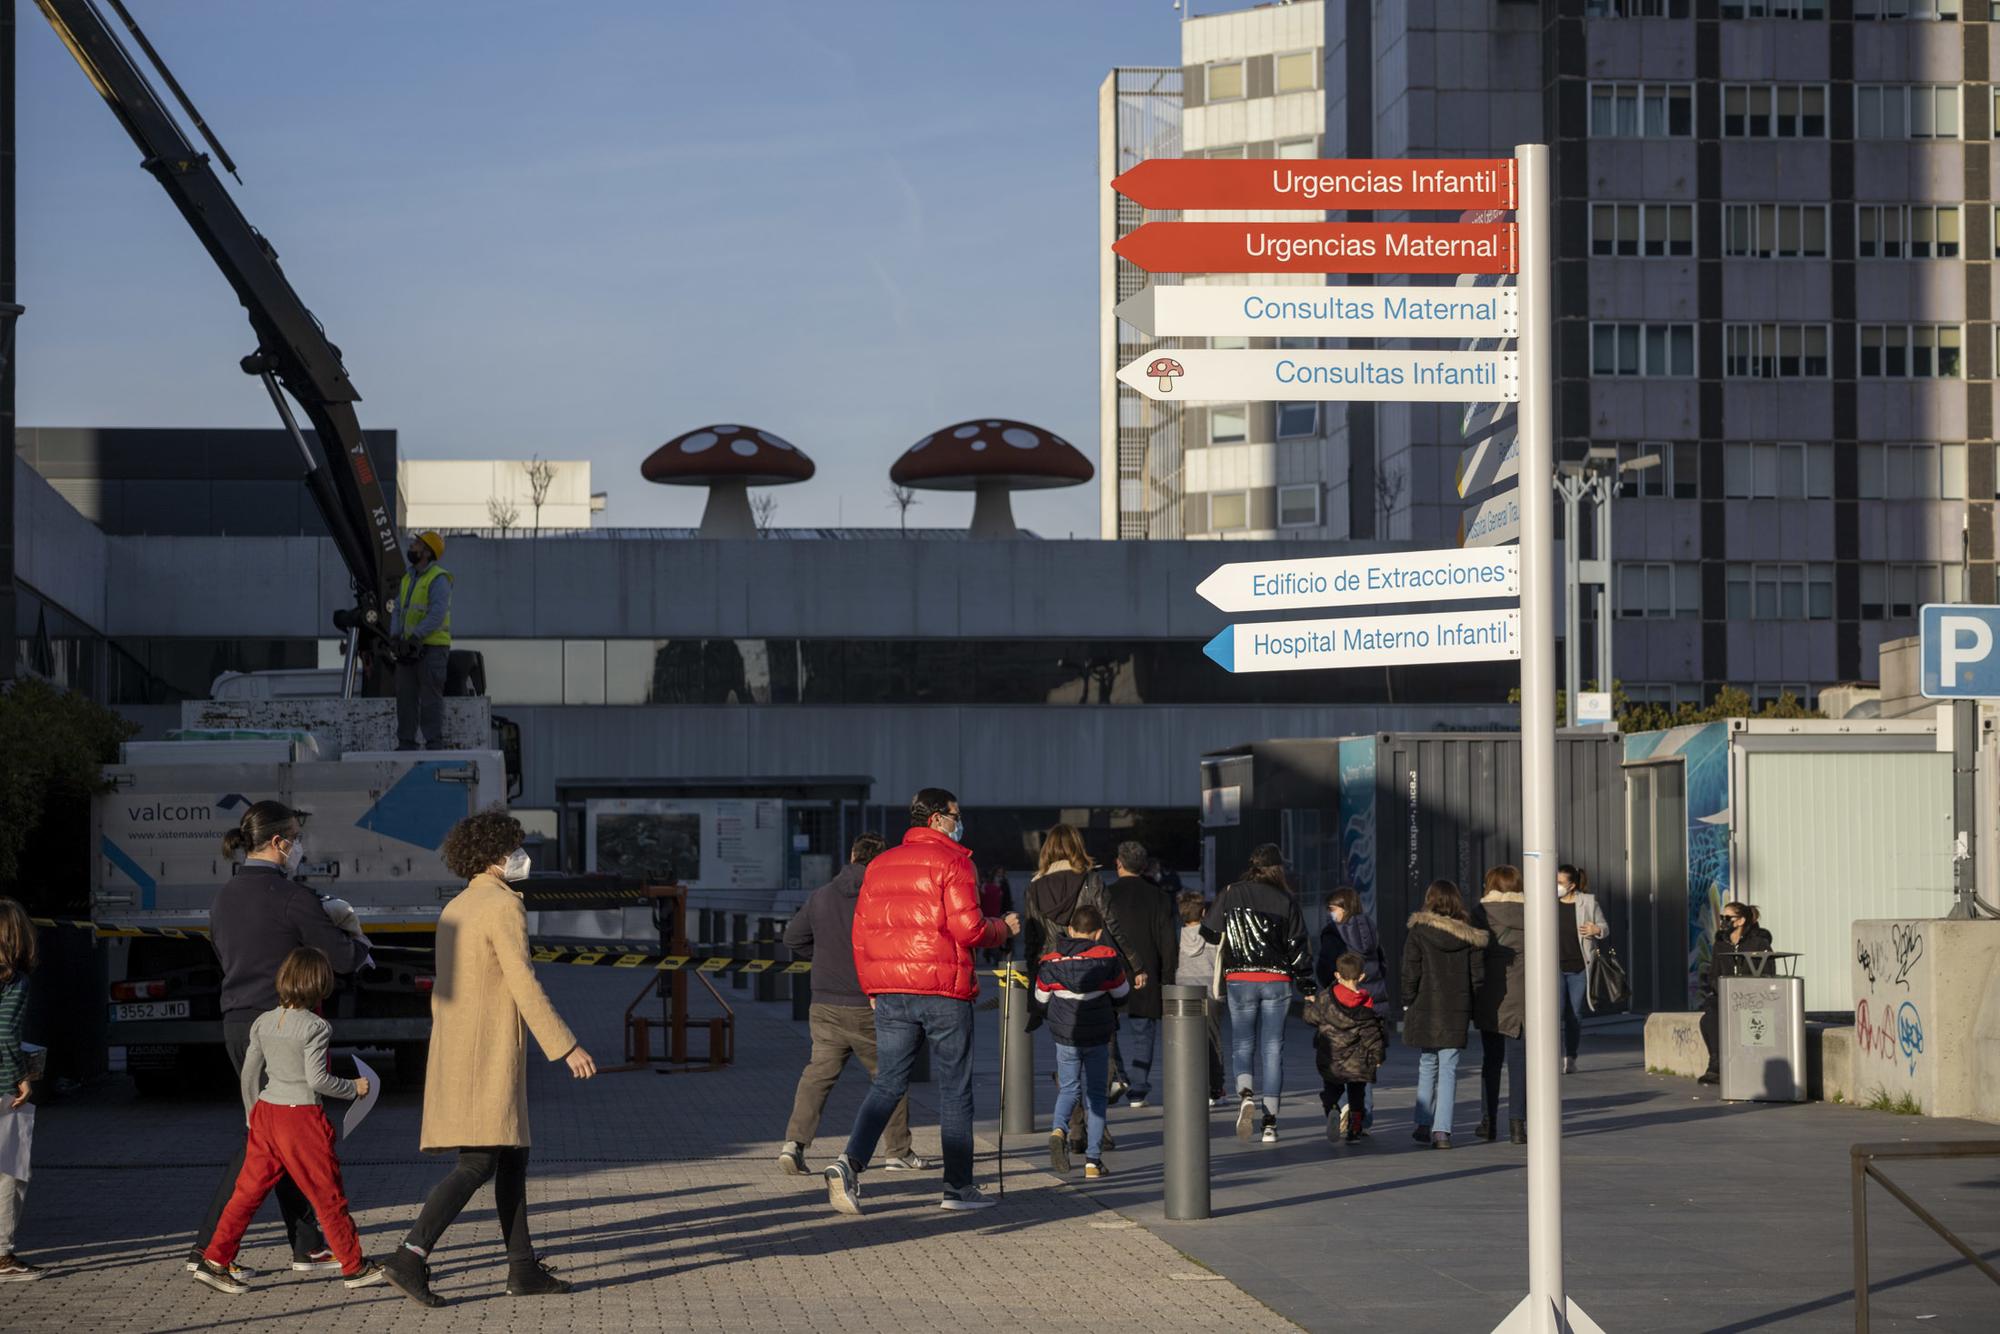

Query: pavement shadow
left=1701, top=1246, right=2000, bottom=1333
left=1207, top=1161, right=1522, bottom=1216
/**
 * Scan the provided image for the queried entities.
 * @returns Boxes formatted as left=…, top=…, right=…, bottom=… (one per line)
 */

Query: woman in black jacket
left=1698, top=903, right=1774, bottom=1084
left=1473, top=866, right=1528, bottom=1144
left=1201, top=844, right=1314, bottom=1145
left=1401, top=880, right=1488, bottom=1150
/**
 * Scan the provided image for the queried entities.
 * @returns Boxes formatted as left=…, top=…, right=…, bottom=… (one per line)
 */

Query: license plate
left=111, top=1001, right=190, bottom=1022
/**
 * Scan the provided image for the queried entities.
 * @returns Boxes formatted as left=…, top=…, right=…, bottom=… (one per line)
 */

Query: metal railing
left=1851, top=1139, right=2000, bottom=1332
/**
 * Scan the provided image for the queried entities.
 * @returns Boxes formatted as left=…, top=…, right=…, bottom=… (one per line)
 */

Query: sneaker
left=381, top=1248, right=446, bottom=1309
left=1564, top=1056, right=1577, bottom=1075
left=506, top=1258, right=572, bottom=1296
left=1048, top=1130, right=1072, bottom=1175
left=184, top=1255, right=258, bottom=1279
left=881, top=1150, right=931, bottom=1172
left=192, top=1256, right=251, bottom=1295
left=292, top=1248, right=344, bottom=1275
left=939, top=1183, right=996, bottom=1211
left=1325, top=1107, right=1342, bottom=1146
left=1235, top=1093, right=1258, bottom=1141
left=1084, top=1160, right=1109, bottom=1180
left=824, top=1156, right=863, bottom=1217
left=1260, top=1115, right=1278, bottom=1145
left=0, top=1256, right=48, bottom=1283
left=1126, top=1097, right=1147, bottom=1109
left=1432, top=1132, right=1454, bottom=1150
left=342, top=1261, right=388, bottom=1290
left=1107, top=1079, right=1130, bottom=1104
left=778, top=1142, right=808, bottom=1176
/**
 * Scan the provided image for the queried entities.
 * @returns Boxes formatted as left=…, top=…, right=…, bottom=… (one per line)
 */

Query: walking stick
left=997, top=965, right=1010, bottom=1198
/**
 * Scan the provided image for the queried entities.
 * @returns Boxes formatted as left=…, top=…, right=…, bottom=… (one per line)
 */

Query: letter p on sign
left=1920, top=604, right=2000, bottom=698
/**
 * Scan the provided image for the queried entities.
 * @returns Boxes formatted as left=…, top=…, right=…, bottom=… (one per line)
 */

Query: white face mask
left=281, top=836, right=306, bottom=875
left=500, top=849, right=532, bottom=882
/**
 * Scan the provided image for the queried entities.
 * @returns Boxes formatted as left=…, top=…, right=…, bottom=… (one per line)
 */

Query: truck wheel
left=394, top=1042, right=430, bottom=1086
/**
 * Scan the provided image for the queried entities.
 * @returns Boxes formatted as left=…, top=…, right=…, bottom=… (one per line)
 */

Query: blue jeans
left=1052, top=1041, right=1109, bottom=1160
left=1122, top=1015, right=1158, bottom=1100
left=1415, top=1046, right=1462, bottom=1138
left=1226, top=980, right=1292, bottom=1117
left=1560, top=970, right=1588, bottom=1059
left=842, top=993, right=976, bottom=1188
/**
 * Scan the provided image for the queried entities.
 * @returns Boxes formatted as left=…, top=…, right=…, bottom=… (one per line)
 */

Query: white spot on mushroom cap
left=715, top=425, right=741, bottom=434
left=953, top=425, right=979, bottom=440
left=730, top=439, right=759, bottom=457
left=985, top=420, right=1000, bottom=427
left=971, top=439, right=987, bottom=451
left=680, top=431, right=718, bottom=454
left=908, top=434, right=935, bottom=452
left=756, top=430, right=793, bottom=451
left=1002, top=427, right=1039, bottom=450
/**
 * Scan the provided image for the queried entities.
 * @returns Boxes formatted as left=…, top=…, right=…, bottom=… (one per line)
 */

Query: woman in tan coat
left=381, top=810, right=595, bottom=1308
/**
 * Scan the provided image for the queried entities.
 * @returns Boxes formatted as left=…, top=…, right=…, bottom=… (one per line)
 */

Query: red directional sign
left=1113, top=221, right=1517, bottom=276
left=1111, top=158, right=1516, bottom=212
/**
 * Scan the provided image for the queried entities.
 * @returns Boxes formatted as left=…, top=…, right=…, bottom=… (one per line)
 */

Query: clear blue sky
left=18, top=0, right=1192, bottom=535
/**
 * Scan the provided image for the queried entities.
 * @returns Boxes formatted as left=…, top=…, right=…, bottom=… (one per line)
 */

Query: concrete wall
left=14, top=456, right=108, bottom=628
left=1851, top=918, right=2000, bottom=1121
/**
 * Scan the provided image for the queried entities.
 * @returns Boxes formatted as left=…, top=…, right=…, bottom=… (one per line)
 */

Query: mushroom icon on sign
left=1147, top=356, right=1185, bottom=393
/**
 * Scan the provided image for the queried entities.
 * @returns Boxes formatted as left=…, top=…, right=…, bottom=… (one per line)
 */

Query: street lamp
left=1554, top=449, right=1658, bottom=717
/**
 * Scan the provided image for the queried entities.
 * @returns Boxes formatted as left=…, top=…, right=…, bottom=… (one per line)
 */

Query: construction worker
left=394, top=531, right=453, bottom=751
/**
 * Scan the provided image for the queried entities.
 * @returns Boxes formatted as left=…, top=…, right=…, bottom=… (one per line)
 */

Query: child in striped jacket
left=1033, top=905, right=1129, bottom=1180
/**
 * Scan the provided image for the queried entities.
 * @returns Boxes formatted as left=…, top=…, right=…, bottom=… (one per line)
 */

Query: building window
left=1723, top=204, right=1828, bottom=258
left=1857, top=205, right=1960, bottom=259
left=1591, top=202, right=1695, bottom=257
left=1588, top=83, right=1694, bottom=138
left=1625, top=682, right=1708, bottom=709
left=1617, top=562, right=1702, bottom=619
left=1275, top=51, right=1316, bottom=93
left=1277, top=137, right=1317, bottom=158
left=1588, top=0, right=1693, bottom=14
left=1723, top=324, right=1831, bottom=379
left=1725, top=563, right=1834, bottom=621
left=1723, top=442, right=1834, bottom=499
left=1722, top=84, right=1827, bottom=138
left=1277, top=484, right=1320, bottom=528
left=1748, top=683, right=1817, bottom=709
left=1591, top=322, right=1696, bottom=377
left=1858, top=324, right=1962, bottom=378
left=1609, top=441, right=1698, bottom=499
left=1856, top=85, right=1960, bottom=138
left=1210, top=404, right=1247, bottom=445
left=1861, top=564, right=1959, bottom=620
left=1856, top=442, right=1966, bottom=500
left=1856, top=1, right=1959, bottom=17
left=1276, top=402, right=1319, bottom=438
left=1209, top=491, right=1250, bottom=531
left=1721, top=1, right=1825, bottom=14
left=1206, top=61, right=1245, bottom=102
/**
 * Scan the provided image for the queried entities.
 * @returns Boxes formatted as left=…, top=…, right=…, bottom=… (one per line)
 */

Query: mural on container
left=1338, top=737, right=1377, bottom=918
left=1625, top=722, right=1731, bottom=1006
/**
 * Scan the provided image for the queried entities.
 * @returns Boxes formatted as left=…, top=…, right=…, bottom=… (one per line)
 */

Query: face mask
left=501, top=849, right=532, bottom=881
left=281, top=837, right=305, bottom=875
left=408, top=547, right=427, bottom=565
left=949, top=819, right=965, bottom=843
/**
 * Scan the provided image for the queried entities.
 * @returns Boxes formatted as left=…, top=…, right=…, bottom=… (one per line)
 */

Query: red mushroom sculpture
left=1147, top=356, right=1185, bottom=392
left=642, top=425, right=814, bottom=537
left=890, top=419, right=1093, bottom=538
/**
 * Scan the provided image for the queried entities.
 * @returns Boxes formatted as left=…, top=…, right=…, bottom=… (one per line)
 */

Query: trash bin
left=1719, top=952, right=1806, bottom=1103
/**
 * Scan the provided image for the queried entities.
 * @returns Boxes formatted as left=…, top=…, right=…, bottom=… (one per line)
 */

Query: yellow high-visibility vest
left=397, top=565, right=453, bottom=646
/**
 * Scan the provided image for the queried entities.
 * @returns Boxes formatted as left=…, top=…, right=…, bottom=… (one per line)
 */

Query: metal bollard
left=755, top=916, right=778, bottom=1003
left=1162, top=983, right=1211, bottom=1220
left=731, top=913, right=749, bottom=991
left=999, top=966, right=1035, bottom=1135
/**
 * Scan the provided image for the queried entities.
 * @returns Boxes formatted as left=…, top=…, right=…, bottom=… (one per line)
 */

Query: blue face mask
left=940, top=816, right=964, bottom=843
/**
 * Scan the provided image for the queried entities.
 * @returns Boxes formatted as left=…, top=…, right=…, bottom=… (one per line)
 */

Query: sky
left=17, top=0, right=1194, bottom=536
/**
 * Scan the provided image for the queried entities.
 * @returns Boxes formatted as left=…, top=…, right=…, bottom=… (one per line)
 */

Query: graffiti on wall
left=1854, top=920, right=1929, bottom=1085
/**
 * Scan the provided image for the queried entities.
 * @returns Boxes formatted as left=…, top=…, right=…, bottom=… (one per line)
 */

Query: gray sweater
left=239, top=1007, right=356, bottom=1121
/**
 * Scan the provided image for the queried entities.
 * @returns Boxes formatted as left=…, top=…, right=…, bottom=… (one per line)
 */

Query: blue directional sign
left=1920, top=604, right=2000, bottom=698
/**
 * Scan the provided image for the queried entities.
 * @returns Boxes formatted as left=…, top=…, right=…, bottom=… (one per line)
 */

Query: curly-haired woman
left=381, top=809, right=596, bottom=1308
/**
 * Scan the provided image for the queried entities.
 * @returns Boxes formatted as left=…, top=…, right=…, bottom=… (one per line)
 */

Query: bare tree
left=887, top=483, right=920, bottom=535
left=750, top=492, right=779, bottom=533
left=1374, top=464, right=1406, bottom=539
left=486, top=496, right=520, bottom=532
left=522, top=455, right=557, bottom=533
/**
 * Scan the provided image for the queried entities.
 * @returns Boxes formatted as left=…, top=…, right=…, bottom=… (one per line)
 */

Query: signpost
left=1456, top=432, right=1520, bottom=499
left=1202, top=607, right=1522, bottom=674
left=1919, top=604, right=1998, bottom=922
left=1109, top=156, right=1518, bottom=211
left=1117, top=348, right=1519, bottom=403
left=1113, top=220, right=1517, bottom=275
left=1116, top=283, right=1518, bottom=341
left=1460, top=489, right=1522, bottom=549
left=1195, top=547, right=1519, bottom=615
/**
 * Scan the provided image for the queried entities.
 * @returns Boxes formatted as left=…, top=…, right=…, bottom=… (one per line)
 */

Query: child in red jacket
left=1302, top=952, right=1389, bottom=1146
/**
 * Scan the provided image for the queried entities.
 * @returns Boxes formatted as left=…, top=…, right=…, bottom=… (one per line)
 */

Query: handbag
left=1587, top=946, right=1629, bottom=1012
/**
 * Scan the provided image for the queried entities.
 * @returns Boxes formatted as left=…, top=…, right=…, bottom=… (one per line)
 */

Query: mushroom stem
left=698, top=479, right=758, bottom=538
left=968, top=481, right=1019, bottom=539
left=1158, top=376, right=1173, bottom=392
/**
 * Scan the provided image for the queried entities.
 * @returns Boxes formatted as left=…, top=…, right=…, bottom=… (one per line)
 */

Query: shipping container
left=1623, top=718, right=1953, bottom=1015
left=1200, top=731, right=1625, bottom=1011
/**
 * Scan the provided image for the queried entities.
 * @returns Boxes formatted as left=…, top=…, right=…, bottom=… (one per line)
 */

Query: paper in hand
left=343, top=1056, right=381, bottom=1140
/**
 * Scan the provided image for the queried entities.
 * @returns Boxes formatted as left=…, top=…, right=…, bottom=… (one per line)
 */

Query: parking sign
left=1919, top=604, right=2000, bottom=698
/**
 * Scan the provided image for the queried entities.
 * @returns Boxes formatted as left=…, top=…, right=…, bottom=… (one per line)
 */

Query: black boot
left=381, top=1248, right=445, bottom=1308
left=1509, top=1118, right=1527, bottom=1145
left=1475, top=1115, right=1495, bottom=1142
left=506, top=1257, right=572, bottom=1297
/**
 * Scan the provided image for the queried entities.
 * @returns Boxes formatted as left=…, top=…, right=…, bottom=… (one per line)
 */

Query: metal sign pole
left=1494, top=142, right=1604, bottom=1334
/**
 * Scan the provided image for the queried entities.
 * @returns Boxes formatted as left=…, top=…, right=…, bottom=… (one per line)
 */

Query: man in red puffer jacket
left=824, top=788, right=1019, bottom=1216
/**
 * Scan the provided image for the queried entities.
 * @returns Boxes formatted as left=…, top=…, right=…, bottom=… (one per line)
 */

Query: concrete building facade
left=399, top=458, right=604, bottom=534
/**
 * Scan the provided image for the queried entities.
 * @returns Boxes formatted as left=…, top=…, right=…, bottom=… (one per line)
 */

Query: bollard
left=755, top=916, right=778, bottom=1003
left=731, top=913, right=749, bottom=991
left=999, top=966, right=1035, bottom=1135
left=1162, top=983, right=1211, bottom=1220
left=791, top=962, right=812, bottom=1021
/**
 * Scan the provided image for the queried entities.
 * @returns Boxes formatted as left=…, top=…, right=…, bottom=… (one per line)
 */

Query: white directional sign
left=1116, top=284, right=1517, bottom=341
left=1203, top=607, right=1523, bottom=674
left=1117, top=348, right=1519, bottom=404
left=1196, top=547, right=1519, bottom=615
left=1460, top=488, right=1521, bottom=548
left=1455, top=432, right=1520, bottom=499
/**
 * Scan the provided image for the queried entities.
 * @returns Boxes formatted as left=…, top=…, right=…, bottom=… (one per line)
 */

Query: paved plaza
left=7, top=964, right=1998, bottom=1332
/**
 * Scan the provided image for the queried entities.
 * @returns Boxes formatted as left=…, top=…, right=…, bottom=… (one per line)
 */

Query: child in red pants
left=194, top=947, right=384, bottom=1295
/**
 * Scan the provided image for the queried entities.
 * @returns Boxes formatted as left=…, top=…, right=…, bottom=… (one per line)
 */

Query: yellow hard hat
left=416, top=531, right=445, bottom=560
